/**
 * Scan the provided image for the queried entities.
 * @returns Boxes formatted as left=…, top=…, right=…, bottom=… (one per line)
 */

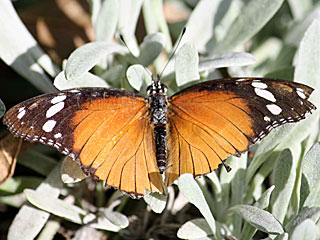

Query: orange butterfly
left=3, top=77, right=316, bottom=198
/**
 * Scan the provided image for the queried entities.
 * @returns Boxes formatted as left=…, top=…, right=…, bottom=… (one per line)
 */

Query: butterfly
left=2, top=77, right=316, bottom=198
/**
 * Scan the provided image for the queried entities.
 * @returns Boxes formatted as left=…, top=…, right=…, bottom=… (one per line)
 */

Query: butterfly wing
left=3, top=88, right=165, bottom=198
left=165, top=78, right=316, bottom=186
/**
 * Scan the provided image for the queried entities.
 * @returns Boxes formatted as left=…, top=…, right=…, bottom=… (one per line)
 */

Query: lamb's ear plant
left=0, top=0, right=319, bottom=239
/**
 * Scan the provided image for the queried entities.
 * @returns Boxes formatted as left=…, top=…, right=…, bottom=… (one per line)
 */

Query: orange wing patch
left=166, top=91, right=255, bottom=186
left=70, top=96, right=165, bottom=197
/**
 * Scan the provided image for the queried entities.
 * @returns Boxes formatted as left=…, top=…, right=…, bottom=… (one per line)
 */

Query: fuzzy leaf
left=94, top=0, right=119, bottom=42
left=178, top=174, right=216, bottom=235
left=54, top=71, right=109, bottom=90
left=24, top=189, right=88, bottom=224
left=65, top=42, right=127, bottom=80
left=126, top=64, right=152, bottom=91
left=177, top=218, right=213, bottom=239
left=0, top=99, right=5, bottom=118
left=199, top=52, right=256, bottom=71
left=175, top=42, right=199, bottom=86
left=143, top=192, right=167, bottom=214
left=290, top=219, right=318, bottom=240
left=0, top=0, right=57, bottom=93
left=7, top=163, right=63, bottom=240
left=302, top=143, right=320, bottom=208
left=179, top=0, right=222, bottom=53
left=285, top=207, right=320, bottom=234
left=271, top=149, right=295, bottom=223
left=138, top=33, right=166, bottom=66
left=294, top=19, right=320, bottom=105
left=230, top=205, right=284, bottom=234
left=212, top=0, right=284, bottom=54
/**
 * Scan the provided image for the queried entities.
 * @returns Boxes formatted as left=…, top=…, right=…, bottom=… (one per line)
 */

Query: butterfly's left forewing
left=3, top=88, right=165, bottom=198
left=165, top=78, right=316, bottom=186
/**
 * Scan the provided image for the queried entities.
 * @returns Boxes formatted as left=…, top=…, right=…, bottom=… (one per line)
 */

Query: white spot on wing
left=51, top=95, right=67, bottom=104
left=46, top=102, right=65, bottom=118
left=54, top=133, right=62, bottom=138
left=296, top=90, right=306, bottom=99
left=236, top=78, right=247, bottom=82
left=17, top=109, right=26, bottom=119
left=264, top=116, right=271, bottom=122
left=252, top=82, right=268, bottom=89
left=68, top=89, right=80, bottom=93
left=42, top=120, right=56, bottom=132
left=266, top=104, right=282, bottom=115
left=254, top=88, right=276, bottom=102
left=18, top=107, right=25, bottom=112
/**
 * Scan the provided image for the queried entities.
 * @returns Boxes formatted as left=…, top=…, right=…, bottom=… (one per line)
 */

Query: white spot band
left=266, top=104, right=282, bottom=115
left=252, top=82, right=268, bottom=89
left=51, top=95, right=67, bottom=104
left=255, top=88, right=276, bottom=102
left=42, top=120, right=56, bottom=132
left=46, top=102, right=65, bottom=118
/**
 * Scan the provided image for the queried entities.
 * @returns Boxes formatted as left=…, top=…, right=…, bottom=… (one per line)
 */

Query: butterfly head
left=147, top=75, right=167, bottom=97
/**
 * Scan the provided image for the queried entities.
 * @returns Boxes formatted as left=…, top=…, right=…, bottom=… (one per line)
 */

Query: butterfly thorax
left=147, top=79, right=168, bottom=174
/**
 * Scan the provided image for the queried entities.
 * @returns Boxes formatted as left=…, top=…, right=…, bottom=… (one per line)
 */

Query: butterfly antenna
left=159, top=27, right=186, bottom=79
left=119, top=34, right=153, bottom=78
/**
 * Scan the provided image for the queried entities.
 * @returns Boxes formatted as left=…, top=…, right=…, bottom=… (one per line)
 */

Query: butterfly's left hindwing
left=165, top=78, right=316, bottom=186
left=3, top=88, right=165, bottom=198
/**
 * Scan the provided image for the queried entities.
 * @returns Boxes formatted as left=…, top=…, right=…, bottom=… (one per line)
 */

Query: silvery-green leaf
left=177, top=218, right=213, bottom=239
left=65, top=42, right=127, bottom=80
left=8, top=163, right=63, bottom=240
left=199, top=52, right=256, bottom=71
left=211, top=0, right=284, bottom=54
left=287, top=0, right=312, bottom=20
left=118, top=0, right=143, bottom=56
left=175, top=42, right=199, bottom=86
left=90, top=0, right=101, bottom=24
left=290, top=219, right=318, bottom=240
left=0, top=193, right=26, bottom=208
left=255, top=185, right=275, bottom=209
left=285, top=7, right=320, bottom=46
left=178, top=0, right=222, bottom=53
left=242, top=186, right=276, bottom=240
left=61, top=157, right=87, bottom=184
left=285, top=207, right=320, bottom=234
left=138, top=33, right=166, bottom=66
left=37, top=219, right=60, bottom=240
left=89, top=214, right=127, bottom=232
left=0, top=99, right=5, bottom=118
left=143, top=192, right=167, bottom=214
left=126, top=64, right=152, bottom=91
left=294, top=19, right=320, bottom=105
left=0, top=0, right=57, bottom=93
left=24, top=189, right=87, bottom=224
left=271, top=149, right=296, bottom=223
left=54, top=71, right=109, bottom=90
left=302, top=143, right=320, bottom=207
left=142, top=0, right=172, bottom=52
left=94, top=0, right=119, bottom=42
left=230, top=205, right=284, bottom=234
left=100, top=65, right=124, bottom=83
left=104, top=210, right=129, bottom=228
left=178, top=174, right=216, bottom=235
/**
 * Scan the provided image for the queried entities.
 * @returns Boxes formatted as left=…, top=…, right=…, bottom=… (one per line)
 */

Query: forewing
left=3, top=88, right=165, bottom=198
left=165, top=78, right=316, bottom=186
